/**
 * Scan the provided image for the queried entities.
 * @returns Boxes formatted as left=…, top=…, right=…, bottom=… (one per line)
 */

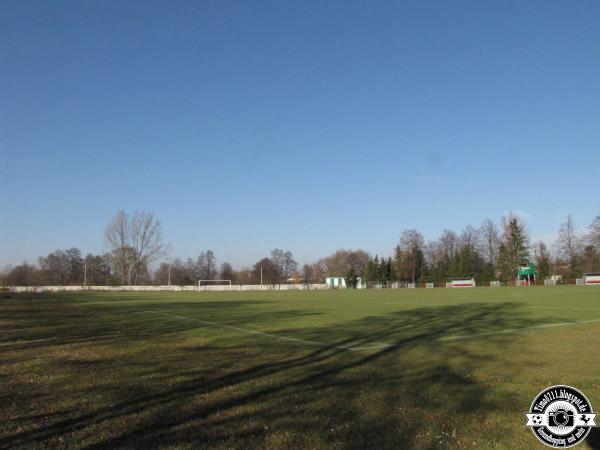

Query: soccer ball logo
left=525, top=385, right=598, bottom=448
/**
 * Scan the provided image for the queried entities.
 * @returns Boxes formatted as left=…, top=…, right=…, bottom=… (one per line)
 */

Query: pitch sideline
left=141, top=310, right=600, bottom=352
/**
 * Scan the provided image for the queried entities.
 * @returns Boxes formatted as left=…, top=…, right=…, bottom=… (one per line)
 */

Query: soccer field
left=1, top=287, right=600, bottom=449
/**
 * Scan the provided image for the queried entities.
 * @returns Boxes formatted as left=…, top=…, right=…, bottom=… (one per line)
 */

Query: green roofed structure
left=517, top=263, right=537, bottom=286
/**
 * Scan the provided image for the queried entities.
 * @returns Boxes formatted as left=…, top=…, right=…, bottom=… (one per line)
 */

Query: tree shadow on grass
left=0, top=298, right=298, bottom=351
left=1, top=300, right=557, bottom=449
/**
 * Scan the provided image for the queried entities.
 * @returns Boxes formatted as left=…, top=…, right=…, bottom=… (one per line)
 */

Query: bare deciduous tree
left=282, top=251, right=298, bottom=282
left=105, top=210, right=166, bottom=285
left=439, top=229, right=459, bottom=275
left=423, top=240, right=441, bottom=270
left=315, top=249, right=370, bottom=278
left=219, top=262, right=235, bottom=283
left=460, top=225, right=479, bottom=250
left=478, top=219, right=499, bottom=267
left=268, top=249, right=298, bottom=282
left=557, top=213, right=581, bottom=276
left=105, top=210, right=130, bottom=285
left=398, top=229, right=425, bottom=283
left=270, top=249, right=285, bottom=281
left=130, top=211, right=167, bottom=284
left=252, top=257, right=279, bottom=284
left=301, top=264, right=313, bottom=283
left=197, top=250, right=217, bottom=280
left=589, top=214, right=600, bottom=250
left=458, top=225, right=481, bottom=276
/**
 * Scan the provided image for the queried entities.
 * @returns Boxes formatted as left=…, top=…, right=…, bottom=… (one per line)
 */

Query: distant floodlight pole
left=83, top=262, right=87, bottom=289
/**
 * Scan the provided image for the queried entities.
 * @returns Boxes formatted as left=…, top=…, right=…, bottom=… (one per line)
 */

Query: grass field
left=1, top=286, right=600, bottom=449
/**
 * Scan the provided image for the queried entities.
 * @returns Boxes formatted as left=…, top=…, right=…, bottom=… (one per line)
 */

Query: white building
left=447, top=277, right=476, bottom=288
left=584, top=273, right=600, bottom=285
left=326, top=276, right=366, bottom=289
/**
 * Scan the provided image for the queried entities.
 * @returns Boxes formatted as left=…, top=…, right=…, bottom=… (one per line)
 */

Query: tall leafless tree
left=129, top=211, right=166, bottom=284
left=105, top=210, right=166, bottom=285
left=219, top=262, right=235, bottom=283
left=460, top=225, right=479, bottom=249
left=557, top=213, right=581, bottom=276
left=270, top=249, right=285, bottom=281
left=281, top=251, right=298, bottom=282
left=439, top=229, right=459, bottom=275
left=398, top=229, right=425, bottom=283
left=301, top=264, right=313, bottom=284
left=315, top=249, right=370, bottom=278
left=589, top=214, right=600, bottom=250
left=105, top=210, right=130, bottom=285
left=459, top=225, right=480, bottom=276
left=197, top=250, right=217, bottom=280
left=423, top=240, right=441, bottom=271
left=478, top=218, right=499, bottom=267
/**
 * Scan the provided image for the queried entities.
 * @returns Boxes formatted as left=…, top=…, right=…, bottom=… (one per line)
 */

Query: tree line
left=360, top=213, right=600, bottom=285
left=2, top=210, right=600, bottom=286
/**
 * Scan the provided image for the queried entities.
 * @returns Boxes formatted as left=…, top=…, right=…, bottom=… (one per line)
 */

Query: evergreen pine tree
left=498, top=216, right=530, bottom=281
left=373, top=255, right=381, bottom=281
left=385, top=258, right=393, bottom=281
left=345, top=266, right=358, bottom=288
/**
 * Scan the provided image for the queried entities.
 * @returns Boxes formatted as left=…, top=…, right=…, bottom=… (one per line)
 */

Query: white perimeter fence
left=8, top=284, right=328, bottom=293
left=9, top=280, right=592, bottom=293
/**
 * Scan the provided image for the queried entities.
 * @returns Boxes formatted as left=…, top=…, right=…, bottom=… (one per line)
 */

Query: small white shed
left=447, top=277, right=476, bottom=288
left=326, top=277, right=366, bottom=289
left=584, top=273, right=600, bottom=285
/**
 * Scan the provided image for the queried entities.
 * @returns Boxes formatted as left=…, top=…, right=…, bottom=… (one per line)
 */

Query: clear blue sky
left=1, top=1, right=599, bottom=269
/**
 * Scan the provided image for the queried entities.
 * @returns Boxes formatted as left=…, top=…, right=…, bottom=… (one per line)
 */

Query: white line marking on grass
left=352, top=319, right=600, bottom=350
left=383, top=302, right=457, bottom=306
left=438, top=319, right=600, bottom=342
left=521, top=306, right=600, bottom=311
left=341, top=319, right=600, bottom=350
left=142, top=310, right=364, bottom=352
left=383, top=302, right=600, bottom=312
left=140, top=311, right=600, bottom=352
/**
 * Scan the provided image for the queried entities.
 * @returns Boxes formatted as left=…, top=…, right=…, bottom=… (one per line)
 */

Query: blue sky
left=1, top=1, right=599, bottom=268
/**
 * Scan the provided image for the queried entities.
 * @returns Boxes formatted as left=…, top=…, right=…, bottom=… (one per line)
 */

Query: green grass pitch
left=1, top=286, right=600, bottom=449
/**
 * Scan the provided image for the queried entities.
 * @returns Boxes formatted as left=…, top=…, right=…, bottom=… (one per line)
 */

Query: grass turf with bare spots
left=1, top=286, right=600, bottom=449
